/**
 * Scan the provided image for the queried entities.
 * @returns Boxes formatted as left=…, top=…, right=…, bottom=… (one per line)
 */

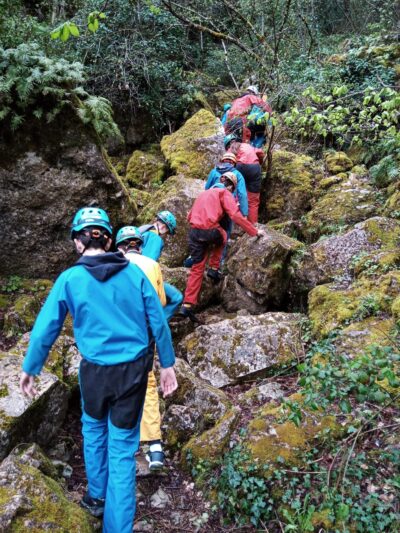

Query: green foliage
left=0, top=42, right=120, bottom=142
left=1, top=276, right=22, bottom=293
left=50, top=11, right=106, bottom=41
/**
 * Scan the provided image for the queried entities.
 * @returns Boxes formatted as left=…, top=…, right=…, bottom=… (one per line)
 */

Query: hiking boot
left=146, top=443, right=165, bottom=471
left=207, top=268, right=223, bottom=284
left=183, top=255, right=194, bottom=268
left=80, top=493, right=105, bottom=517
left=179, top=305, right=202, bottom=324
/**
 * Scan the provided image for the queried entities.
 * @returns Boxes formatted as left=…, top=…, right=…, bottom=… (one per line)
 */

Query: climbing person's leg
left=163, top=283, right=183, bottom=321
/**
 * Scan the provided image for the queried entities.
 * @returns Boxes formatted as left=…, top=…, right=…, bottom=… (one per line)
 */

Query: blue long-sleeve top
left=22, top=253, right=175, bottom=375
left=140, top=227, right=164, bottom=262
left=205, top=163, right=249, bottom=216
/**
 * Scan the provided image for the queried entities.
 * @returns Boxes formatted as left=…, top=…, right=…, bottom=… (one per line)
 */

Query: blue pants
left=82, top=410, right=141, bottom=533
left=164, top=282, right=183, bottom=321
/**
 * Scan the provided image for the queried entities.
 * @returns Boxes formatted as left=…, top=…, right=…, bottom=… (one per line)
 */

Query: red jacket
left=227, top=94, right=272, bottom=122
left=188, top=187, right=258, bottom=236
left=235, top=143, right=264, bottom=165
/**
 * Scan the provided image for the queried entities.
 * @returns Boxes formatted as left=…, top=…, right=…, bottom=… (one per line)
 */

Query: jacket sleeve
left=234, top=169, right=249, bottom=216
left=250, top=95, right=272, bottom=114
left=205, top=169, right=217, bottom=190
left=221, top=190, right=258, bottom=236
left=255, top=148, right=265, bottom=164
left=142, top=275, right=175, bottom=368
left=22, top=274, right=69, bottom=375
left=141, top=232, right=164, bottom=262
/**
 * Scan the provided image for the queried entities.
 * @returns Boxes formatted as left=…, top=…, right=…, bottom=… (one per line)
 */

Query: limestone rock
left=162, top=358, right=233, bottom=448
left=181, top=407, right=239, bottom=468
left=160, top=110, right=224, bottom=180
left=239, top=381, right=285, bottom=407
left=324, top=151, right=354, bottom=174
left=265, top=150, right=323, bottom=222
left=0, top=353, right=68, bottom=461
left=137, top=177, right=204, bottom=267
left=0, top=444, right=96, bottom=531
left=246, top=394, right=341, bottom=468
left=334, top=317, right=396, bottom=356
left=124, top=146, right=166, bottom=190
left=292, top=217, right=400, bottom=293
left=303, top=171, right=378, bottom=239
left=150, top=488, right=170, bottom=509
left=0, top=112, right=135, bottom=278
left=221, top=226, right=302, bottom=313
left=308, top=270, right=400, bottom=337
left=161, top=265, right=219, bottom=310
left=178, top=313, right=305, bottom=388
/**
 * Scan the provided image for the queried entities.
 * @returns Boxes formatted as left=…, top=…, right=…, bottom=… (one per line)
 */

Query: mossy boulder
left=246, top=394, right=341, bottom=468
left=160, top=109, right=224, bottom=180
left=383, top=190, right=400, bottom=216
left=137, top=176, right=204, bottom=267
left=0, top=444, right=96, bottom=531
left=222, top=226, right=302, bottom=313
left=303, top=172, right=378, bottom=240
left=334, top=317, right=396, bottom=356
left=181, top=407, right=239, bottom=469
left=178, top=312, right=305, bottom=388
left=308, top=270, right=400, bottom=337
left=265, top=150, right=323, bottom=222
left=0, top=353, right=69, bottom=461
left=124, top=146, right=166, bottom=190
left=291, top=217, right=400, bottom=294
left=324, top=151, right=353, bottom=174
left=209, top=89, right=239, bottom=110
left=162, top=358, right=233, bottom=449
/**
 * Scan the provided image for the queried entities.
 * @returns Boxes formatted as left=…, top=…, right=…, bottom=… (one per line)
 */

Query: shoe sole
left=80, top=502, right=104, bottom=518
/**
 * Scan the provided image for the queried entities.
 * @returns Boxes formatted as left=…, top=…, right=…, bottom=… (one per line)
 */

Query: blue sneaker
left=80, top=493, right=105, bottom=517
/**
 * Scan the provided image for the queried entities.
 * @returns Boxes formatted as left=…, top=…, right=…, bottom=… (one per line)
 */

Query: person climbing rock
left=139, top=210, right=183, bottom=321
left=225, top=135, right=265, bottom=224
left=20, top=207, right=178, bottom=533
left=180, top=174, right=264, bottom=322
left=116, top=225, right=168, bottom=471
left=225, top=85, right=272, bottom=144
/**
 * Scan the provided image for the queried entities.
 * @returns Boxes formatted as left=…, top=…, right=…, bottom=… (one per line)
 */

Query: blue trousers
left=81, top=410, right=141, bottom=533
left=164, top=282, right=183, bottom=321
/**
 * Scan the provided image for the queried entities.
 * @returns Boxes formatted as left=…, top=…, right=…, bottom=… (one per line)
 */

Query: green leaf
left=99, top=12, right=107, bottom=19
left=69, top=23, right=80, bottom=37
left=88, top=22, right=96, bottom=33
left=50, top=29, right=61, bottom=40
left=60, top=25, right=70, bottom=42
left=339, top=400, right=351, bottom=414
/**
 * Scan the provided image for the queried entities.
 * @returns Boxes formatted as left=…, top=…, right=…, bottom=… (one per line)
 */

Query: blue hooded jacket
left=139, top=224, right=164, bottom=262
left=205, top=163, right=248, bottom=216
left=23, top=252, right=175, bottom=375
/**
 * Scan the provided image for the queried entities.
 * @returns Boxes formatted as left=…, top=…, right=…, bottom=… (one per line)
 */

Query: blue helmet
left=116, top=226, right=144, bottom=246
left=157, top=210, right=177, bottom=235
left=223, top=103, right=232, bottom=111
left=224, top=133, right=239, bottom=148
left=71, top=207, right=112, bottom=238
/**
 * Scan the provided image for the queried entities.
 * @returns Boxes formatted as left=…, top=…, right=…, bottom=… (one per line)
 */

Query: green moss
left=363, top=218, right=400, bottom=249
left=391, top=296, right=400, bottom=321
left=160, top=109, right=221, bottom=180
left=324, top=151, right=353, bottom=173
left=124, top=148, right=166, bottom=190
left=0, top=294, right=10, bottom=311
left=0, top=384, right=8, bottom=398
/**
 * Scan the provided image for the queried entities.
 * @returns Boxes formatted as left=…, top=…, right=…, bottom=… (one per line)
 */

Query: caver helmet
left=116, top=226, right=144, bottom=246
left=156, top=210, right=177, bottom=235
left=71, top=207, right=112, bottom=238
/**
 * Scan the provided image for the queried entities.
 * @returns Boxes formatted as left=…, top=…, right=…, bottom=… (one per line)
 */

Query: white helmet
left=246, top=85, right=259, bottom=95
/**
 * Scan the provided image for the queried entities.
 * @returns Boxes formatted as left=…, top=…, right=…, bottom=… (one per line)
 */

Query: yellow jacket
left=125, top=251, right=166, bottom=306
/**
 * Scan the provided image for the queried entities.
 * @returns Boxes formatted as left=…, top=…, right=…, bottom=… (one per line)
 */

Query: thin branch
left=221, top=40, right=239, bottom=91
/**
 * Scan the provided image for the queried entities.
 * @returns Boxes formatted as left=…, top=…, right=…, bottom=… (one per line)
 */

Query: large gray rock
left=162, top=358, right=233, bottom=448
left=0, top=113, right=136, bottom=278
left=291, top=217, right=400, bottom=294
left=0, top=444, right=96, bottom=531
left=178, top=312, right=305, bottom=388
left=137, top=177, right=204, bottom=267
left=222, top=226, right=302, bottom=313
left=0, top=353, right=69, bottom=461
left=161, top=265, right=220, bottom=309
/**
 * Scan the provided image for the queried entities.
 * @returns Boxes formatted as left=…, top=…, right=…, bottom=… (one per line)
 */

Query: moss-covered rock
left=0, top=444, right=96, bottom=531
left=137, top=176, right=204, bottom=267
left=124, top=146, right=166, bottom=190
left=181, top=407, right=239, bottom=469
left=265, top=150, right=323, bottom=222
left=303, top=172, right=378, bottom=240
left=308, top=270, right=400, bottom=337
left=246, top=394, right=341, bottom=468
left=0, top=353, right=69, bottom=461
left=210, top=89, right=239, bottom=110
left=178, top=312, right=306, bottom=388
left=334, top=317, right=396, bottom=356
left=291, top=217, right=400, bottom=296
left=162, top=358, right=233, bottom=449
left=160, top=109, right=224, bottom=180
left=383, top=190, right=400, bottom=216
left=222, top=225, right=302, bottom=313
left=324, top=151, right=354, bottom=174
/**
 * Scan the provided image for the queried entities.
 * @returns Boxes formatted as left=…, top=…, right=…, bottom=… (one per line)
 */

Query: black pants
left=236, top=163, right=262, bottom=193
left=188, top=227, right=224, bottom=265
left=79, top=350, right=154, bottom=430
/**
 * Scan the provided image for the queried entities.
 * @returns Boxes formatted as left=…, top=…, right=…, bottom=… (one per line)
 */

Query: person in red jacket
left=180, top=172, right=264, bottom=322
left=225, top=135, right=264, bottom=224
left=225, top=86, right=272, bottom=143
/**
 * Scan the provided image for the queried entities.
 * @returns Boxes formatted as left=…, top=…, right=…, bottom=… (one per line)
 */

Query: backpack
left=246, top=105, right=269, bottom=133
left=225, top=117, right=244, bottom=140
left=138, top=224, right=154, bottom=235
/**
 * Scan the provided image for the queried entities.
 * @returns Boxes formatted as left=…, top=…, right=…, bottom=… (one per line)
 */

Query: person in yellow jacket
left=116, top=225, right=167, bottom=470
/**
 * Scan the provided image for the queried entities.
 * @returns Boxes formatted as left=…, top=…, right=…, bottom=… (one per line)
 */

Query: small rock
left=150, top=487, right=170, bottom=509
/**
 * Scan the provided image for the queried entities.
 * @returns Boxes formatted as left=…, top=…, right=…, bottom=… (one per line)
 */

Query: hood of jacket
left=75, top=252, right=129, bottom=281
left=216, top=162, right=235, bottom=174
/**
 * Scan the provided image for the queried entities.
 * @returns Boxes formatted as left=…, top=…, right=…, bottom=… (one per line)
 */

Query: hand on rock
left=20, top=371, right=37, bottom=398
left=256, top=229, right=266, bottom=238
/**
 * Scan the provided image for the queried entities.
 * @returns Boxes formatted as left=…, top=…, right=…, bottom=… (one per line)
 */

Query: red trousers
left=247, top=191, right=260, bottom=224
left=184, top=227, right=226, bottom=305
